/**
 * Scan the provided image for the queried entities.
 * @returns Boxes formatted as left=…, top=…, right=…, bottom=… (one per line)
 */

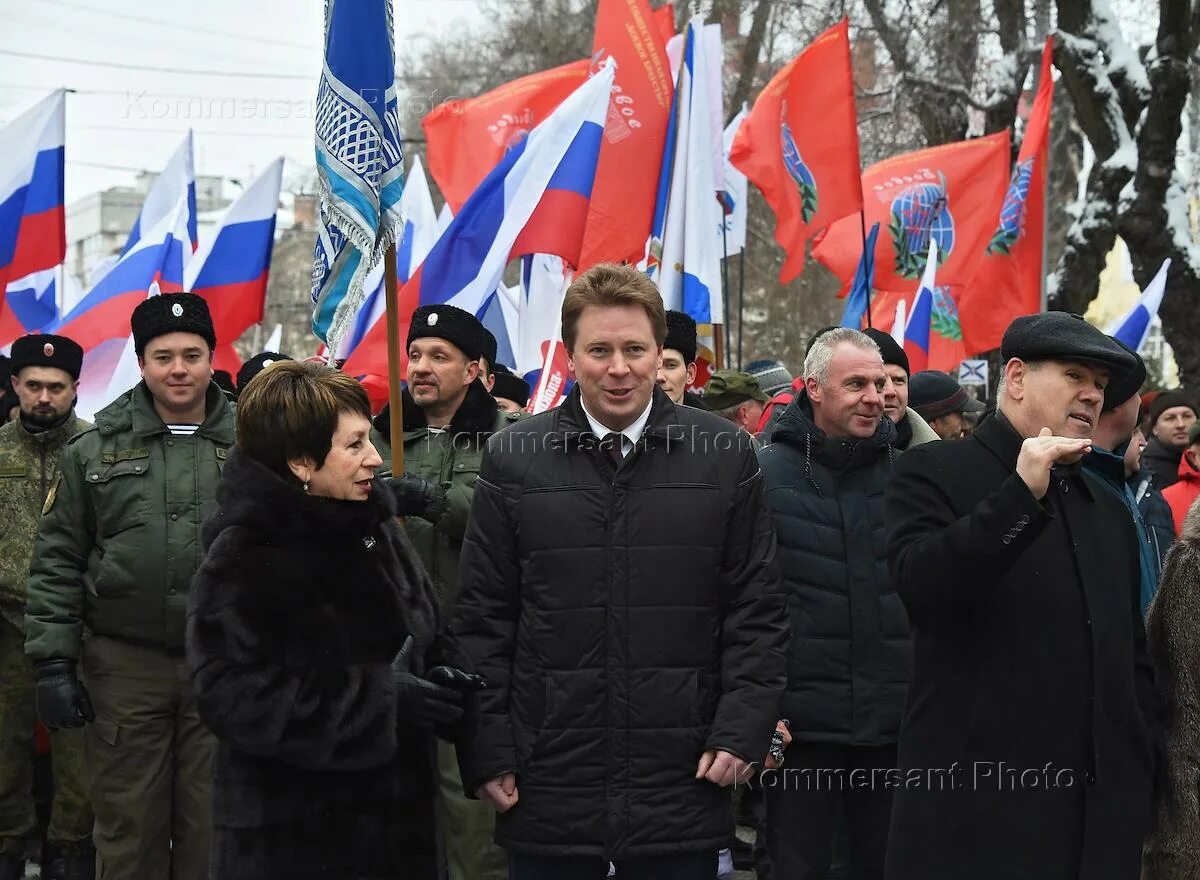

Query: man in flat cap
left=0, top=335, right=92, bottom=879
left=372, top=302, right=512, bottom=880
left=25, top=293, right=234, bottom=880
left=908, top=370, right=987, bottom=440
left=884, top=312, right=1158, bottom=879
left=704, top=370, right=770, bottom=434
left=658, top=310, right=705, bottom=408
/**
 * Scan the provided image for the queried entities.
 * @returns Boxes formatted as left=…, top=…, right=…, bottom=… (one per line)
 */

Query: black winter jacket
left=1144, top=436, right=1185, bottom=489
left=187, top=449, right=444, bottom=880
left=453, top=386, right=789, bottom=859
left=759, top=392, right=910, bottom=745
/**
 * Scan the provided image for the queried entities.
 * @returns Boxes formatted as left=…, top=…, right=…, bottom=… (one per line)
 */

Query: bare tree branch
left=728, top=0, right=773, bottom=119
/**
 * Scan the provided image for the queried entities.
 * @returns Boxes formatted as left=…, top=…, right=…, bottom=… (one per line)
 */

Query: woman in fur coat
left=1144, top=496, right=1200, bottom=879
left=187, top=362, right=481, bottom=879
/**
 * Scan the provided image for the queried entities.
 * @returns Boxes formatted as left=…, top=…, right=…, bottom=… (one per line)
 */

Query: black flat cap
left=131, top=292, right=216, bottom=356
left=863, top=328, right=910, bottom=376
left=664, top=310, right=697, bottom=365
left=9, top=334, right=84, bottom=380
left=909, top=370, right=986, bottom=422
left=1102, top=338, right=1146, bottom=410
left=491, top=363, right=530, bottom=408
left=1001, top=312, right=1138, bottom=383
left=407, top=304, right=487, bottom=361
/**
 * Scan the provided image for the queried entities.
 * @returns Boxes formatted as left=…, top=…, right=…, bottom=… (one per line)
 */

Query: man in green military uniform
left=25, top=294, right=234, bottom=880
left=0, top=335, right=92, bottom=880
left=376, top=304, right=515, bottom=880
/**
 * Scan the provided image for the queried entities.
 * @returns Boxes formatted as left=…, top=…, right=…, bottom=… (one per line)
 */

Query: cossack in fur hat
left=237, top=351, right=293, bottom=393
left=491, top=363, right=530, bottom=408
left=664, top=310, right=698, bottom=365
left=131, top=292, right=216, bottom=356
left=1001, top=312, right=1137, bottom=384
left=407, top=304, right=486, bottom=361
left=9, top=334, right=84, bottom=380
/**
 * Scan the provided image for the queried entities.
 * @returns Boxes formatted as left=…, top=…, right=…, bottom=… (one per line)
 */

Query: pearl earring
left=302, top=480, right=309, bottom=493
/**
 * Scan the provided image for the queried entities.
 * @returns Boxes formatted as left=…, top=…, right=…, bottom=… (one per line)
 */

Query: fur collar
left=203, top=446, right=397, bottom=549
left=373, top=380, right=499, bottom=442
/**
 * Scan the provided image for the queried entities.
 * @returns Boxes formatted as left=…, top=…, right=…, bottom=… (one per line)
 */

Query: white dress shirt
left=579, top=396, right=654, bottom=458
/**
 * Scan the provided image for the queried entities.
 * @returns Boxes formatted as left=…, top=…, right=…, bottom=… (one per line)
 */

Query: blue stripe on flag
left=1114, top=307, right=1151, bottom=351
left=544, top=122, right=605, bottom=198
left=190, top=219, right=277, bottom=288
left=682, top=272, right=711, bottom=323
left=24, top=147, right=64, bottom=215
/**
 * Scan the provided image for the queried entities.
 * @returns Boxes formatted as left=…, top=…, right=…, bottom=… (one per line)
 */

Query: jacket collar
left=96, top=382, right=234, bottom=444
left=768, top=388, right=896, bottom=471
left=550, top=385, right=687, bottom=451
left=977, top=410, right=1095, bottom=500
left=373, top=380, right=500, bottom=443
left=11, top=410, right=83, bottom=450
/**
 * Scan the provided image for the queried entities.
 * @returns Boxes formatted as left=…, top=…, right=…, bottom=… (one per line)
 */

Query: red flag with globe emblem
left=729, top=19, right=862, bottom=283
left=422, top=58, right=591, bottom=212
left=958, top=37, right=1053, bottom=354
left=869, top=286, right=968, bottom=373
left=813, top=132, right=1011, bottom=299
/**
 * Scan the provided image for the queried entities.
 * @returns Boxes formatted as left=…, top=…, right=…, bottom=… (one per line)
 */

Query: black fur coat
left=1145, top=501, right=1200, bottom=880
left=187, top=447, right=442, bottom=879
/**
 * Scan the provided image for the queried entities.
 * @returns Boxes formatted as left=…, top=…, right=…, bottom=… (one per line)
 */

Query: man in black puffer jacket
left=757, top=327, right=910, bottom=880
left=454, top=264, right=789, bottom=880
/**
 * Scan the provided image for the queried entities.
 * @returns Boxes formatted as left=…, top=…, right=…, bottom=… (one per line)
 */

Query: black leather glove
left=35, top=660, right=95, bottom=731
left=427, top=665, right=488, bottom=692
left=387, top=473, right=446, bottom=518
left=391, top=637, right=463, bottom=730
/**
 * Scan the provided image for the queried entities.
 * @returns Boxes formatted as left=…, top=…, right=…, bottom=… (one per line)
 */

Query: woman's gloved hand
left=391, top=636, right=463, bottom=730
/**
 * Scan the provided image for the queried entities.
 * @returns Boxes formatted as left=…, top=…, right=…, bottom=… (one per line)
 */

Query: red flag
left=653, top=3, right=677, bottom=43
left=422, top=59, right=591, bottom=212
left=577, top=0, right=674, bottom=268
left=869, top=287, right=968, bottom=374
left=814, top=131, right=1011, bottom=294
left=729, top=20, right=863, bottom=283
left=959, top=37, right=1053, bottom=353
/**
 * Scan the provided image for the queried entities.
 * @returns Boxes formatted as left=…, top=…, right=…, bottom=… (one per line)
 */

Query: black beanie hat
left=1150, top=389, right=1198, bottom=425
left=130, top=293, right=216, bottom=357
left=237, top=352, right=293, bottom=393
left=491, top=363, right=530, bottom=408
left=663, top=310, right=698, bottom=365
left=407, top=304, right=486, bottom=361
left=9, top=334, right=84, bottom=380
left=863, top=328, right=910, bottom=376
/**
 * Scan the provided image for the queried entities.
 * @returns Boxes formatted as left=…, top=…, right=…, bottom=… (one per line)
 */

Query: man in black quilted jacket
left=453, top=263, right=789, bottom=880
left=757, top=327, right=911, bottom=880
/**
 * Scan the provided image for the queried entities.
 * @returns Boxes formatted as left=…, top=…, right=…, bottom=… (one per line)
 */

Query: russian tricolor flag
left=903, top=239, right=938, bottom=374
left=123, top=131, right=198, bottom=255
left=185, top=157, right=283, bottom=369
left=51, top=193, right=191, bottom=352
left=1108, top=257, right=1169, bottom=353
left=341, top=59, right=614, bottom=379
left=0, top=90, right=65, bottom=327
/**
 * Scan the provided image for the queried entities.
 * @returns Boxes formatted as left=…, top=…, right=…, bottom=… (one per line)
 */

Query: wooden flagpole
left=383, top=243, right=405, bottom=476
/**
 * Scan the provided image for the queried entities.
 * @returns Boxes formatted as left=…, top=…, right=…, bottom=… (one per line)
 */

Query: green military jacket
left=0, top=413, right=90, bottom=632
left=25, top=382, right=235, bottom=662
left=373, top=382, right=519, bottom=614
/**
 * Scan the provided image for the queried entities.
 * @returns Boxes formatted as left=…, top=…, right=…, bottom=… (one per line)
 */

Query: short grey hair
left=803, top=328, right=881, bottom=385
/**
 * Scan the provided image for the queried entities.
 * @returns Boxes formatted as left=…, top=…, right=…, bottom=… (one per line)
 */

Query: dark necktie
left=600, top=432, right=624, bottom=467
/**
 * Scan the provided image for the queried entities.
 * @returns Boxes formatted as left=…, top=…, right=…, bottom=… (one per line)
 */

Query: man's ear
left=685, top=362, right=697, bottom=387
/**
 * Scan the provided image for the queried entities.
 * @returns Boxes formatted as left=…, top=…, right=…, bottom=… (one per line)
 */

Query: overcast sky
left=0, top=0, right=483, bottom=203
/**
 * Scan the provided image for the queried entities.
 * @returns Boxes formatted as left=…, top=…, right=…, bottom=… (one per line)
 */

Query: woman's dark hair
left=236, top=360, right=372, bottom=481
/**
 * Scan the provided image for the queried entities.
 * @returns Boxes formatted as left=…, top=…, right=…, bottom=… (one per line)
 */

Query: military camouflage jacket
left=25, top=383, right=234, bottom=662
left=0, top=413, right=90, bottom=631
left=372, top=381, right=520, bottom=614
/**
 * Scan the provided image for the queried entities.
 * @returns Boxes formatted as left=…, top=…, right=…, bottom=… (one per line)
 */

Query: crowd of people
left=0, top=263, right=1196, bottom=879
